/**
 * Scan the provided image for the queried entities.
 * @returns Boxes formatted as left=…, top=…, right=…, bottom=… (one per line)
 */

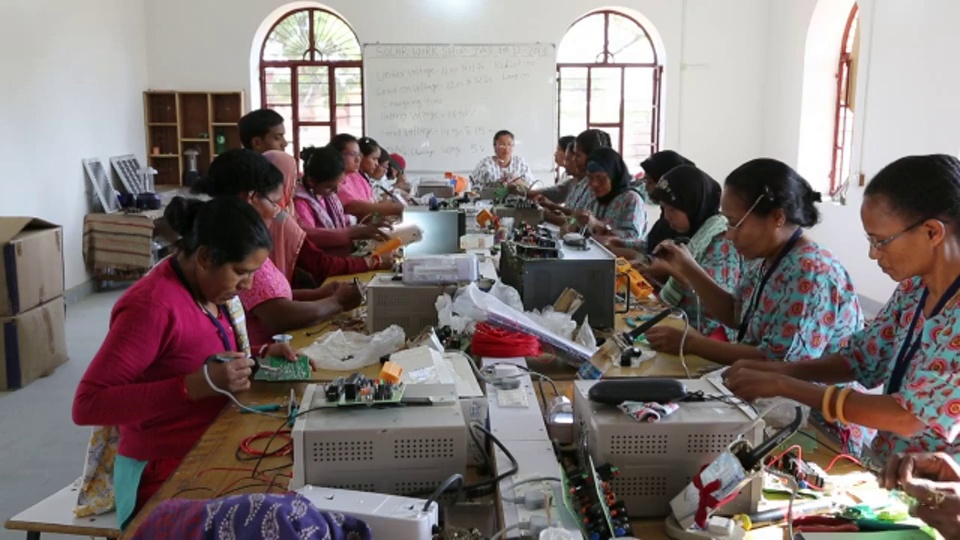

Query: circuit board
left=254, top=355, right=312, bottom=382
left=314, top=374, right=406, bottom=408
left=561, top=458, right=634, bottom=539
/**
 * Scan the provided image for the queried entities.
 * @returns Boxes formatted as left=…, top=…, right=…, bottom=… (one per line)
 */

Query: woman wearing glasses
left=193, top=150, right=375, bottom=344
left=724, top=154, right=960, bottom=464
left=644, top=158, right=863, bottom=365
left=330, top=134, right=404, bottom=221
left=470, top=130, right=535, bottom=189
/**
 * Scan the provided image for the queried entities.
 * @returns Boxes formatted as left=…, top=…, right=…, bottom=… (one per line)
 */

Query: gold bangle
left=835, top=387, right=854, bottom=425
left=821, top=385, right=838, bottom=423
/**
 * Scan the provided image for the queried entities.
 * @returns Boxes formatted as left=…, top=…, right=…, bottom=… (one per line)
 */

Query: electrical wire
left=489, top=523, right=521, bottom=540
left=462, top=422, right=519, bottom=497
left=471, top=322, right=542, bottom=357
left=675, top=308, right=693, bottom=378
left=824, top=453, right=863, bottom=472
left=763, top=467, right=798, bottom=540
left=239, top=431, right=293, bottom=458
left=202, top=363, right=285, bottom=418
left=423, top=473, right=464, bottom=512
left=467, top=421, right=493, bottom=472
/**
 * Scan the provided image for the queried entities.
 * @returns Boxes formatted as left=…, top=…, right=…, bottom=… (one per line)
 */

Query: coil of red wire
left=471, top=322, right=542, bottom=358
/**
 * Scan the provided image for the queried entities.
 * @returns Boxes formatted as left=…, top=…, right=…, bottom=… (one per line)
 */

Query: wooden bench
left=5, top=481, right=120, bottom=540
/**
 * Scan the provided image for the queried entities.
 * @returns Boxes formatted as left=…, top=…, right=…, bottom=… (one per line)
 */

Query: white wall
left=0, top=0, right=149, bottom=290
left=144, top=0, right=769, bottom=181
left=763, top=0, right=960, bottom=308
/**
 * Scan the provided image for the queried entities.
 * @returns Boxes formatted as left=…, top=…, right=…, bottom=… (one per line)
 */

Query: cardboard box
left=0, top=297, right=68, bottom=390
left=0, top=218, right=64, bottom=317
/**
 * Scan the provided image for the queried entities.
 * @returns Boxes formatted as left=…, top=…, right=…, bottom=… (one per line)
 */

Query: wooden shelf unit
left=143, top=91, right=246, bottom=186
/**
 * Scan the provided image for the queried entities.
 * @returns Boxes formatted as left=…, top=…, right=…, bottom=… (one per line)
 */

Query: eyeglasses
left=727, top=194, right=764, bottom=231
left=495, top=143, right=514, bottom=148
left=260, top=194, right=282, bottom=207
left=343, top=151, right=360, bottom=158
left=866, top=219, right=928, bottom=251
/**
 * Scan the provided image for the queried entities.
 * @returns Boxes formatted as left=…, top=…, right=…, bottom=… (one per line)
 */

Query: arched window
left=829, top=4, right=859, bottom=193
left=259, top=8, right=363, bottom=160
left=557, top=11, right=662, bottom=166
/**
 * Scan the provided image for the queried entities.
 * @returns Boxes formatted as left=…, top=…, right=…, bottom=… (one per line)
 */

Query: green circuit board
left=253, top=355, right=312, bottom=382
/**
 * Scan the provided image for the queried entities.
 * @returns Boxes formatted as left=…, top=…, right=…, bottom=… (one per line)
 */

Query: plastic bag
left=527, top=306, right=577, bottom=339
left=575, top=316, right=598, bottom=351
left=300, top=325, right=406, bottom=371
left=436, top=293, right=472, bottom=333
left=489, top=279, right=524, bottom=312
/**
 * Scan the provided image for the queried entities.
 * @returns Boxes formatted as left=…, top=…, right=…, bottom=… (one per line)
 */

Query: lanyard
left=886, top=274, right=960, bottom=394
left=169, top=257, right=235, bottom=352
left=737, top=228, right=804, bottom=343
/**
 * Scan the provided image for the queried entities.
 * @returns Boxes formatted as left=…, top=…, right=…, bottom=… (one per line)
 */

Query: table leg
left=26, top=531, right=40, bottom=540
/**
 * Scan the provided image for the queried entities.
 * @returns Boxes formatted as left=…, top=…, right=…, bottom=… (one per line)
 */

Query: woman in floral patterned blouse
left=470, top=130, right=535, bottom=188
left=566, top=147, right=647, bottom=248
left=725, top=154, right=960, bottom=464
left=646, top=158, right=863, bottom=365
left=639, top=165, right=741, bottom=340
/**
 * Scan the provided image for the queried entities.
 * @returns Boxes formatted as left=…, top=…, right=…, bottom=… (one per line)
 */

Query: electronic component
left=483, top=357, right=582, bottom=537
left=402, top=254, right=479, bottom=284
left=563, top=458, right=635, bottom=538
left=317, top=375, right=404, bottom=408
left=494, top=202, right=544, bottom=224
left=296, top=485, right=438, bottom=540
left=366, top=274, right=459, bottom=336
left=291, top=383, right=467, bottom=494
left=499, top=226, right=617, bottom=327
left=572, top=378, right=763, bottom=518
left=379, top=361, right=403, bottom=385
left=253, top=355, right=312, bottom=382
left=416, top=179, right=455, bottom=199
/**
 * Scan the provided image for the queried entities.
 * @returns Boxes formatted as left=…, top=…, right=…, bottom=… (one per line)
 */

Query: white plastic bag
left=300, top=325, right=406, bottom=371
left=436, top=293, right=472, bottom=333
left=575, top=316, right=598, bottom=352
left=489, top=279, right=524, bottom=312
left=527, top=306, right=577, bottom=339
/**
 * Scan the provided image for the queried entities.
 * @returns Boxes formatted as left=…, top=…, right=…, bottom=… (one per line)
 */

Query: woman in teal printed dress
left=566, top=147, right=647, bottom=249
left=646, top=158, right=871, bottom=454
left=725, top=155, right=960, bottom=465
left=637, top=165, right=741, bottom=340
left=645, top=158, right=863, bottom=363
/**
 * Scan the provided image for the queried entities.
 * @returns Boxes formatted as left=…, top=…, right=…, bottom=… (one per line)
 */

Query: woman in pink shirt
left=72, top=197, right=295, bottom=527
left=196, top=150, right=365, bottom=345
left=288, top=146, right=388, bottom=257
left=331, top=134, right=404, bottom=221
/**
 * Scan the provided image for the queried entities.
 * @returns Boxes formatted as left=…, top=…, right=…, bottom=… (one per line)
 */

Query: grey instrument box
left=291, top=383, right=467, bottom=495
left=499, top=236, right=616, bottom=327
left=416, top=182, right=455, bottom=199
left=366, top=274, right=458, bottom=336
left=572, top=378, right=763, bottom=518
left=494, top=205, right=544, bottom=224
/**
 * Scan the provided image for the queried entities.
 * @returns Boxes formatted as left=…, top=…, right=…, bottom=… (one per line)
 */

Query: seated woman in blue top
left=725, top=155, right=960, bottom=465
left=646, top=158, right=863, bottom=365
left=566, top=147, right=646, bottom=249
left=638, top=165, right=741, bottom=341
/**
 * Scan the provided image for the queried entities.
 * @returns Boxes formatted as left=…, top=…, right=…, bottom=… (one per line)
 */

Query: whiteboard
left=363, top=43, right=556, bottom=174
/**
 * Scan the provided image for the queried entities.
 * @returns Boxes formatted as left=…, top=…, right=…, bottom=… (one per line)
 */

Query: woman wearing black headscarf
left=636, top=150, right=697, bottom=253
left=567, top=147, right=647, bottom=247
left=637, top=165, right=742, bottom=339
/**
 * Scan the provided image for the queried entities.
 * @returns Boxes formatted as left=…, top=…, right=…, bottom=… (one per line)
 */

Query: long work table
left=117, top=270, right=887, bottom=540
